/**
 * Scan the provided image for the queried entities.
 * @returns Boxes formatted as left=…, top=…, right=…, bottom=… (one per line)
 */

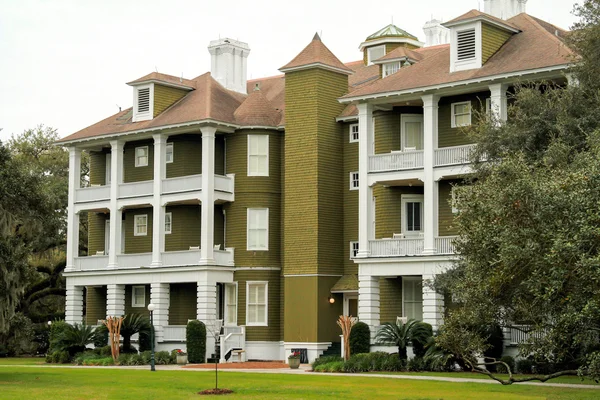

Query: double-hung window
left=246, top=282, right=268, bottom=326
left=451, top=101, right=472, bottom=127
left=247, top=208, right=268, bottom=250
left=132, top=286, right=146, bottom=308
left=349, top=124, right=359, bottom=143
left=165, top=212, right=172, bottom=234
left=401, top=195, right=423, bottom=236
left=225, top=283, right=238, bottom=326
left=135, top=146, right=149, bottom=167
left=166, top=142, right=174, bottom=163
left=248, top=135, right=269, bottom=176
left=349, top=172, right=359, bottom=190
left=350, top=241, right=359, bottom=259
left=134, top=214, right=148, bottom=236
left=383, top=62, right=400, bottom=78
left=403, top=277, right=423, bottom=321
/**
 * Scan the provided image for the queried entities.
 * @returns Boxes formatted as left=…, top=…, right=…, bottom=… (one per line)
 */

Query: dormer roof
left=443, top=9, right=520, bottom=33
left=373, top=46, right=425, bottom=64
left=126, top=72, right=196, bottom=90
left=279, top=33, right=353, bottom=75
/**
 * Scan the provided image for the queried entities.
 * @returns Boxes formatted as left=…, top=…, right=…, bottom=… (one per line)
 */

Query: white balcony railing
left=435, top=236, right=458, bottom=254
left=369, top=150, right=424, bottom=173
left=162, top=174, right=202, bottom=194
left=119, top=180, right=153, bottom=198
left=434, top=144, right=476, bottom=167
left=117, top=253, right=153, bottom=268
left=163, top=325, right=186, bottom=342
left=74, top=255, right=109, bottom=270
left=368, top=236, right=458, bottom=257
left=215, top=174, right=235, bottom=193
left=75, top=185, right=110, bottom=203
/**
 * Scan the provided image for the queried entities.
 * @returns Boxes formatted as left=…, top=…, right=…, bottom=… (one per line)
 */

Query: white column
left=200, top=127, right=216, bottom=264
left=489, top=83, right=509, bottom=123
left=151, top=134, right=166, bottom=267
left=108, top=140, right=124, bottom=268
left=358, top=274, right=380, bottom=342
left=357, top=103, right=374, bottom=257
left=66, top=147, right=81, bottom=272
left=422, top=275, right=444, bottom=332
left=422, top=94, right=439, bottom=254
left=106, top=284, right=126, bottom=317
left=65, top=282, right=84, bottom=324
left=197, top=282, right=218, bottom=361
left=150, top=283, right=170, bottom=342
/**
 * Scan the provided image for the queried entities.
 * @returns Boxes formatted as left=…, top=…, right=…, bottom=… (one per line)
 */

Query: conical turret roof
left=279, top=33, right=353, bottom=74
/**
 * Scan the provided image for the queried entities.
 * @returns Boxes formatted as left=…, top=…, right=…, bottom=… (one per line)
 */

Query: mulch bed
left=184, top=361, right=290, bottom=369
left=198, top=388, right=234, bottom=395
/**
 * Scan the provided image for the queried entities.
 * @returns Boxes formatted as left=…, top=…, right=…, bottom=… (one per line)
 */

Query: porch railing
left=369, top=150, right=424, bottom=173
left=369, top=238, right=424, bottom=257
left=434, top=144, right=476, bottom=167
left=435, top=236, right=458, bottom=254
left=508, top=325, right=545, bottom=346
left=219, top=326, right=245, bottom=363
left=163, top=325, right=186, bottom=342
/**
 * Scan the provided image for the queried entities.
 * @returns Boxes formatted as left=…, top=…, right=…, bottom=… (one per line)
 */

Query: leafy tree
left=374, top=319, right=432, bottom=360
left=434, top=0, right=600, bottom=384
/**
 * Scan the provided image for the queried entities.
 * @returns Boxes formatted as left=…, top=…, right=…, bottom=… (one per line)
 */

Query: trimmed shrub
left=349, top=322, right=371, bottom=355
left=117, top=353, right=132, bottom=365
left=516, top=358, right=534, bottom=374
left=407, top=356, right=425, bottom=372
left=130, top=353, right=145, bottom=365
left=58, top=350, right=71, bottom=364
left=328, top=361, right=345, bottom=372
left=186, top=320, right=206, bottom=363
left=93, top=325, right=108, bottom=348
left=382, top=354, right=405, bottom=371
left=312, top=355, right=343, bottom=370
left=496, top=356, right=515, bottom=374
left=155, top=351, right=172, bottom=365
left=412, top=322, right=433, bottom=358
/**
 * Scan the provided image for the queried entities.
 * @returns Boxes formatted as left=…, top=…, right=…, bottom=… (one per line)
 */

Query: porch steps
left=321, top=341, right=341, bottom=357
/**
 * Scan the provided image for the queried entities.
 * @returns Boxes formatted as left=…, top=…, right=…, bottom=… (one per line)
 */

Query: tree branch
left=467, top=358, right=579, bottom=385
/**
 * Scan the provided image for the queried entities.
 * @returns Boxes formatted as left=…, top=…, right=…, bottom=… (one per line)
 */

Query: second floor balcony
left=368, top=144, right=476, bottom=174
left=367, top=236, right=457, bottom=257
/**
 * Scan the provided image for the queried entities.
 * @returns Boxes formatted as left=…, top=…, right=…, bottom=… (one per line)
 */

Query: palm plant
left=57, top=323, right=96, bottom=355
left=375, top=318, right=432, bottom=360
left=120, top=314, right=151, bottom=353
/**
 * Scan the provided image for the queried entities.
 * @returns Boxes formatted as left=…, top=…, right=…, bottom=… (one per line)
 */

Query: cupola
left=359, top=24, right=423, bottom=66
left=484, top=0, right=527, bottom=20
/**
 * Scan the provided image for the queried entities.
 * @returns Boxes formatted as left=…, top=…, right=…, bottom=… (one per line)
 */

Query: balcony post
left=108, top=140, right=124, bottom=268
left=65, top=282, right=84, bottom=324
left=151, top=134, right=166, bottom=267
left=106, top=284, right=125, bottom=317
left=422, top=94, right=439, bottom=254
left=200, top=126, right=216, bottom=264
left=150, top=283, right=169, bottom=342
left=197, top=282, right=218, bottom=361
left=357, top=102, right=374, bottom=257
left=358, top=274, right=380, bottom=342
left=489, top=83, right=509, bottom=123
left=66, top=147, right=81, bottom=272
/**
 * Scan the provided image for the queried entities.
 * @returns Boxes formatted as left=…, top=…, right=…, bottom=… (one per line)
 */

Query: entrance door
left=344, top=294, right=358, bottom=318
left=401, top=114, right=424, bottom=151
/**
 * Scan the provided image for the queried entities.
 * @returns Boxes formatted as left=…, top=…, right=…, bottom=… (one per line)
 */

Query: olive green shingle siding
left=124, top=285, right=150, bottom=317
left=438, top=93, right=487, bottom=148
left=380, top=278, right=402, bottom=324
left=124, top=140, right=154, bottom=183
left=153, top=85, right=189, bottom=118
left=89, top=151, right=107, bottom=186
left=343, top=123, right=359, bottom=275
left=375, top=186, right=423, bottom=238
left=168, top=283, right=197, bottom=325
left=215, top=136, right=225, bottom=175
left=374, top=111, right=400, bottom=154
left=438, top=179, right=460, bottom=236
left=164, top=205, right=201, bottom=252
left=85, top=286, right=107, bottom=324
left=234, top=269, right=281, bottom=341
left=88, top=213, right=108, bottom=255
left=482, top=23, right=513, bottom=64
left=124, top=208, right=153, bottom=254
left=166, top=135, right=202, bottom=178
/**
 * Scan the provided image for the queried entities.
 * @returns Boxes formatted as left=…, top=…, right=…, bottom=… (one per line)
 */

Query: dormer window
left=456, top=29, right=476, bottom=61
left=383, top=62, right=400, bottom=78
left=449, top=22, right=482, bottom=73
left=132, top=83, right=154, bottom=122
left=367, top=45, right=386, bottom=65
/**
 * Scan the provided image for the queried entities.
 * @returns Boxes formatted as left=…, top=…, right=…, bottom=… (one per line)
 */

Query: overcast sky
left=0, top=0, right=578, bottom=142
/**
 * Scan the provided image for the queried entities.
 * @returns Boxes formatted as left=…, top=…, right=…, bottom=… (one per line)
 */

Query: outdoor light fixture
left=328, top=296, right=335, bottom=304
left=148, top=303, right=156, bottom=371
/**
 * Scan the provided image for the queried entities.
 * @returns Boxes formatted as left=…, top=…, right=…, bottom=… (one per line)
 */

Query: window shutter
left=138, top=88, right=150, bottom=113
left=457, top=29, right=476, bottom=61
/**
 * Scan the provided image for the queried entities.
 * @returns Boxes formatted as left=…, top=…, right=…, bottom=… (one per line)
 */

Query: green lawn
left=0, top=366, right=598, bottom=399
left=0, top=357, right=46, bottom=365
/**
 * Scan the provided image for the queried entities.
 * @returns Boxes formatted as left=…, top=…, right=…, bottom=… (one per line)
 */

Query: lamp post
left=147, top=303, right=156, bottom=371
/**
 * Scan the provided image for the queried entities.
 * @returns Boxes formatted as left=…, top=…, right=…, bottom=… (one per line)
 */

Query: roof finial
left=313, top=32, right=321, bottom=41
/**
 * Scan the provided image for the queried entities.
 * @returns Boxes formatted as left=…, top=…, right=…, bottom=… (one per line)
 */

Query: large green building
left=59, top=3, right=573, bottom=362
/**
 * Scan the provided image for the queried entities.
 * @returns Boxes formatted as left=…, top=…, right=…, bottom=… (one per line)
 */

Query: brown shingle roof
left=234, top=88, right=281, bottom=127
left=126, top=71, right=196, bottom=89
left=279, top=33, right=353, bottom=73
left=444, top=9, right=519, bottom=31
left=341, top=13, right=573, bottom=100
left=375, top=46, right=425, bottom=63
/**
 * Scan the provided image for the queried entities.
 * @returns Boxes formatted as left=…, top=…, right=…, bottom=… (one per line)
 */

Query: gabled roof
left=443, top=9, right=520, bottom=32
left=366, top=24, right=417, bottom=41
left=279, top=33, right=353, bottom=74
left=126, top=72, right=196, bottom=89
left=374, top=46, right=425, bottom=63
left=234, top=88, right=281, bottom=127
left=341, top=13, right=573, bottom=101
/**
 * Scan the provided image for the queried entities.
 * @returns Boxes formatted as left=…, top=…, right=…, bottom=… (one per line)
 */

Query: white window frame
left=134, top=214, right=148, bottom=236
left=402, top=277, right=423, bottom=321
left=132, top=83, right=154, bottom=122
left=350, top=241, right=359, bottom=259
left=105, top=153, right=112, bottom=184
left=166, top=142, right=174, bottom=164
left=449, top=22, right=482, bottom=73
left=246, top=281, right=268, bottom=326
left=247, top=135, right=269, bottom=177
left=165, top=212, right=172, bottom=234
left=451, top=101, right=472, bottom=128
left=349, top=172, right=359, bottom=191
left=400, top=114, right=424, bottom=151
left=247, top=208, right=269, bottom=251
left=135, top=146, right=149, bottom=167
left=349, top=123, right=359, bottom=143
left=224, top=282, right=238, bottom=326
left=383, top=62, right=400, bottom=78
left=401, top=194, right=424, bottom=236
left=132, top=285, right=146, bottom=308
left=367, top=45, right=386, bottom=65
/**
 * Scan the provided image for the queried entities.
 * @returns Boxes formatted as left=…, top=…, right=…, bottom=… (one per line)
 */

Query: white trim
left=359, top=37, right=424, bottom=51
left=165, top=142, right=173, bottom=164
left=246, top=281, right=268, bottom=326
left=402, top=277, right=423, bottom=321
left=135, top=146, right=149, bottom=167
left=343, top=294, right=358, bottom=317
left=401, top=114, right=424, bottom=151
left=224, top=282, right=238, bottom=326
left=350, top=241, right=359, bottom=259
left=450, top=22, right=482, bottom=73
left=451, top=101, right=472, bottom=128
left=279, top=62, right=352, bottom=75
left=336, top=116, right=359, bottom=123
left=401, top=194, right=424, bottom=236
left=132, top=285, right=146, bottom=307
left=366, top=45, right=386, bottom=65
left=134, top=214, right=148, bottom=236
left=105, top=153, right=112, bottom=184
left=165, top=212, right=172, bottom=234
left=235, top=267, right=281, bottom=271
left=247, top=135, right=269, bottom=177
left=349, top=171, right=359, bottom=190
left=127, top=79, right=194, bottom=91
left=105, top=219, right=110, bottom=255
left=132, top=83, right=154, bottom=122
left=247, top=208, right=269, bottom=251
left=349, top=123, right=359, bottom=143
left=283, top=274, right=343, bottom=277
left=443, top=15, right=520, bottom=33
